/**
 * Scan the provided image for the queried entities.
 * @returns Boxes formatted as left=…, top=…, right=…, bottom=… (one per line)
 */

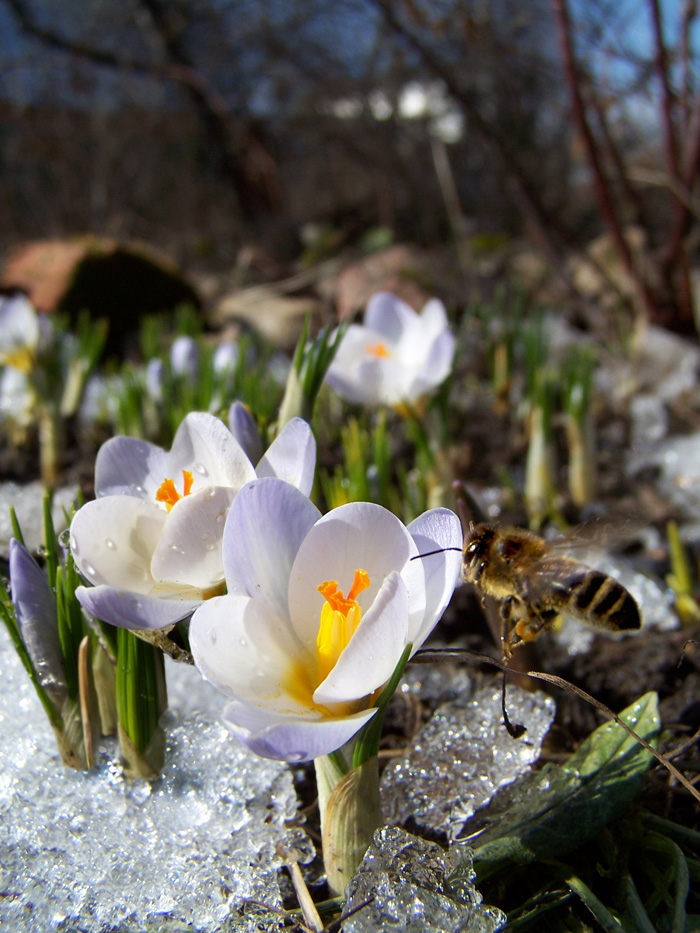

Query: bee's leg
left=513, top=606, right=558, bottom=646
left=499, top=596, right=527, bottom=740
left=500, top=595, right=524, bottom=659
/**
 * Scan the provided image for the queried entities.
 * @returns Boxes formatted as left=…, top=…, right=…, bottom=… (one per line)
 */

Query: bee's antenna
left=410, top=547, right=462, bottom=561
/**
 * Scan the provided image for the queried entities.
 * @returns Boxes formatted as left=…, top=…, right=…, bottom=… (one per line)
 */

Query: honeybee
left=462, top=523, right=642, bottom=659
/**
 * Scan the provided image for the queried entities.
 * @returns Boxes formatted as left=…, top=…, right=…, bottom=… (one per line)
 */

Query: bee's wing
left=522, top=554, right=587, bottom=605
left=541, top=517, right=644, bottom=555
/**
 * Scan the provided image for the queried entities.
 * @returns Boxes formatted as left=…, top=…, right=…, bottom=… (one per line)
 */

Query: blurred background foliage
left=1, top=0, right=695, bottom=325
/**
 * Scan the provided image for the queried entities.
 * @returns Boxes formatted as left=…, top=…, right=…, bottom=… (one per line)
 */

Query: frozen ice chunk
left=0, top=627, right=307, bottom=932
left=381, top=685, right=555, bottom=841
left=0, top=479, right=78, bottom=558
left=340, top=826, right=505, bottom=932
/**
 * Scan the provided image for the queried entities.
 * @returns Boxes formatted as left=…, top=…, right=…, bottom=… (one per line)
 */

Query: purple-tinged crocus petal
left=228, top=401, right=264, bottom=464
left=222, top=702, right=378, bottom=762
left=255, top=418, right=316, bottom=496
left=222, top=478, right=320, bottom=620
left=76, top=585, right=201, bottom=630
left=10, top=539, right=66, bottom=710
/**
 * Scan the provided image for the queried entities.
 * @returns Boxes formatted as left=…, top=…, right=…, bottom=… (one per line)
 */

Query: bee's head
left=461, top=523, right=495, bottom=582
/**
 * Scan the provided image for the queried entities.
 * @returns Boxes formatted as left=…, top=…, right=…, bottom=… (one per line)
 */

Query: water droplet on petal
left=239, top=638, right=247, bottom=647
left=205, top=544, right=215, bottom=552
left=83, top=561, right=96, bottom=577
left=105, top=539, right=116, bottom=550
left=286, top=752, right=307, bottom=764
left=69, top=535, right=78, bottom=553
left=134, top=485, right=145, bottom=494
left=210, top=632, right=217, bottom=645
left=58, top=529, right=71, bottom=548
left=193, top=462, right=208, bottom=476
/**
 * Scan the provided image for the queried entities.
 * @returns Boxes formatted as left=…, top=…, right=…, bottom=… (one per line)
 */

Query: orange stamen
left=155, top=469, right=194, bottom=513
left=365, top=341, right=391, bottom=359
left=316, top=569, right=370, bottom=614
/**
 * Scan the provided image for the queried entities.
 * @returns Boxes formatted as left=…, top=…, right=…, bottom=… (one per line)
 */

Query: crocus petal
left=170, top=335, right=199, bottom=379
left=222, top=700, right=378, bottom=762
left=190, top=593, right=310, bottom=706
left=288, top=501, right=413, bottom=650
left=0, top=294, right=40, bottom=360
left=223, top=478, right=321, bottom=620
left=313, top=572, right=409, bottom=705
left=94, top=436, right=169, bottom=499
left=255, top=417, right=316, bottom=495
left=10, top=539, right=66, bottom=709
left=228, top=401, right=263, bottom=464
left=76, top=584, right=201, bottom=630
left=364, top=292, right=417, bottom=344
left=406, top=508, right=463, bottom=647
left=167, top=412, right=256, bottom=490
left=150, top=486, right=235, bottom=590
left=70, top=497, right=166, bottom=593
left=409, top=329, right=455, bottom=398
left=419, top=298, right=449, bottom=340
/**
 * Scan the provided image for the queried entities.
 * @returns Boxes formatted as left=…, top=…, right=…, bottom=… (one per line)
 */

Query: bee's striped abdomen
left=572, top=570, right=640, bottom=631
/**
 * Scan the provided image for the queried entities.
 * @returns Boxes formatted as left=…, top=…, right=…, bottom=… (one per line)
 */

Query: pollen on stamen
left=365, top=341, right=392, bottom=359
left=155, top=469, right=194, bottom=513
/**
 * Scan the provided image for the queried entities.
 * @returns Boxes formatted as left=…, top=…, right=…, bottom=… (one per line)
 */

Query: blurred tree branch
left=552, top=0, right=700, bottom=330
left=3, top=0, right=282, bottom=219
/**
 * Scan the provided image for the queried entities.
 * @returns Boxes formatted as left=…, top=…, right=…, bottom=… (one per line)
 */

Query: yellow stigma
left=316, top=569, right=370, bottom=683
left=3, top=346, right=35, bottom=374
left=155, top=469, right=194, bottom=513
left=365, top=341, right=391, bottom=359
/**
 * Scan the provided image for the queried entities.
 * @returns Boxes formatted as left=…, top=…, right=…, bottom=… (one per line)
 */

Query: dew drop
left=105, top=539, right=116, bottom=550
left=286, top=752, right=307, bottom=764
left=58, top=529, right=71, bottom=548
left=83, top=561, right=96, bottom=577
left=193, top=462, right=208, bottom=476
left=239, top=637, right=247, bottom=647
left=205, top=544, right=215, bottom=551
left=210, top=631, right=217, bottom=645
left=69, top=535, right=78, bottom=553
left=134, top=485, right=145, bottom=494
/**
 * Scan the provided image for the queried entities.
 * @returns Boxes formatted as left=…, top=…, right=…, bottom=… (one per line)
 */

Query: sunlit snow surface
left=381, top=685, right=556, bottom=841
left=0, top=627, right=305, bottom=932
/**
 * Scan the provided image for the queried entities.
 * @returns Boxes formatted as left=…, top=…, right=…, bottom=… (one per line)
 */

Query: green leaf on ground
left=473, top=692, right=659, bottom=880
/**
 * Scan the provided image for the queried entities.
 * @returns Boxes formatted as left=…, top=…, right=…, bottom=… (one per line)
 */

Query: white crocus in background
left=71, top=412, right=316, bottom=630
left=170, top=335, right=200, bottom=380
left=325, top=291, right=455, bottom=407
left=0, top=293, right=50, bottom=374
left=189, top=476, right=462, bottom=762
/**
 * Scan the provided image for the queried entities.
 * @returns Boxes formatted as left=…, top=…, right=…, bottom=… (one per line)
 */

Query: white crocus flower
left=170, top=335, right=200, bottom=380
left=0, top=294, right=48, bottom=373
left=190, top=477, right=462, bottom=762
left=71, top=412, right=316, bottom=630
left=325, top=291, right=455, bottom=407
